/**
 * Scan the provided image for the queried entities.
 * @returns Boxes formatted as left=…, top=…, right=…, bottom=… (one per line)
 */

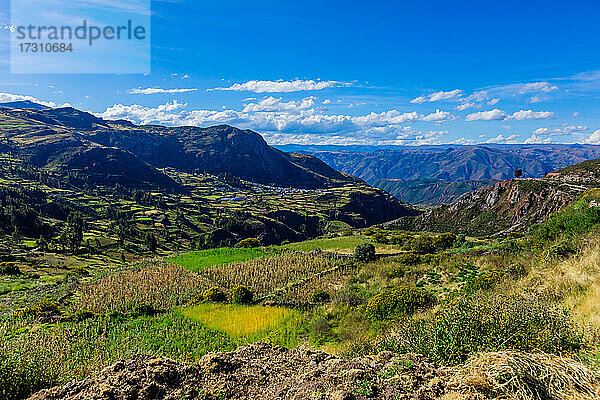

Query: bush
left=236, top=237, right=261, bottom=248
left=409, top=236, right=435, bottom=254
left=354, top=243, right=376, bottom=262
left=372, top=232, right=389, bottom=244
left=433, top=232, right=456, bottom=250
left=365, top=286, right=436, bottom=321
left=396, top=252, right=420, bottom=265
left=132, top=303, right=160, bottom=317
left=13, top=299, right=62, bottom=320
left=231, top=285, right=254, bottom=305
left=372, top=294, right=583, bottom=365
left=203, top=287, right=228, bottom=303
left=389, top=233, right=413, bottom=245
left=310, top=290, right=331, bottom=303
left=0, top=262, right=20, bottom=275
left=462, top=270, right=503, bottom=295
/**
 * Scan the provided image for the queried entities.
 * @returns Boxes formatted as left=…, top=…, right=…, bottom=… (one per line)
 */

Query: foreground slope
left=27, top=344, right=599, bottom=400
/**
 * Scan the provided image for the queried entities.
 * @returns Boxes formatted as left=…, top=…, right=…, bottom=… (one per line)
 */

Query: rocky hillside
left=393, top=158, right=600, bottom=236
left=27, top=343, right=599, bottom=400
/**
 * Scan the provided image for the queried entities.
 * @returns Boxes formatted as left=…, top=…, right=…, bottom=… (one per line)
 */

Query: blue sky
left=2, top=0, right=600, bottom=145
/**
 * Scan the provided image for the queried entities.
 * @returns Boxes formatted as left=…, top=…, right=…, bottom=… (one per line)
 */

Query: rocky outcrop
left=28, top=343, right=448, bottom=400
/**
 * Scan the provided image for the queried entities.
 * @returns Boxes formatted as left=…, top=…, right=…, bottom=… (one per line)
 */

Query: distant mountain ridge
left=294, top=145, right=600, bottom=183
left=0, top=107, right=359, bottom=190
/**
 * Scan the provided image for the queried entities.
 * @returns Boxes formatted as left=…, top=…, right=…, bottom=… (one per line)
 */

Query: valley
left=0, top=105, right=599, bottom=400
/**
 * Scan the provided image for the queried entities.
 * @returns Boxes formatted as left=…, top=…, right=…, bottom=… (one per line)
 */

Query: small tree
left=236, top=237, right=261, bottom=248
left=514, top=169, right=523, bottom=178
left=231, top=285, right=254, bottom=305
left=354, top=243, right=376, bottom=262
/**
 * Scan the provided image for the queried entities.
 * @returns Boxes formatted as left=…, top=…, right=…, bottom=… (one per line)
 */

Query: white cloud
left=586, top=130, right=600, bottom=145
left=487, top=98, right=500, bottom=105
left=507, top=110, right=555, bottom=120
left=242, top=96, right=317, bottom=113
left=410, top=89, right=462, bottom=104
left=451, top=137, right=476, bottom=145
left=420, top=109, right=456, bottom=122
left=484, top=134, right=520, bottom=144
left=533, top=125, right=587, bottom=136
left=128, top=88, right=198, bottom=94
left=465, top=109, right=507, bottom=121
left=517, top=82, right=558, bottom=94
left=207, top=79, right=350, bottom=93
left=466, top=109, right=554, bottom=121
left=524, top=134, right=553, bottom=144
left=456, top=102, right=475, bottom=111
left=322, top=99, right=331, bottom=104
left=0, top=92, right=56, bottom=107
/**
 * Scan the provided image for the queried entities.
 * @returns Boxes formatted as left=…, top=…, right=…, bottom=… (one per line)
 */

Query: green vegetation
left=167, top=247, right=269, bottom=271
left=3, top=155, right=600, bottom=399
left=179, top=303, right=300, bottom=339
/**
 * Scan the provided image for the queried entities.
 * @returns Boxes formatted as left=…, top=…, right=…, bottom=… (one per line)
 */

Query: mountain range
left=279, top=144, right=600, bottom=204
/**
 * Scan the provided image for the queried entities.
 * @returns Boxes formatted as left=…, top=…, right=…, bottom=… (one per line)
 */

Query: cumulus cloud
left=586, top=130, right=600, bottom=145
left=420, top=109, right=456, bottom=122
left=128, top=88, right=198, bottom=94
left=484, top=134, right=520, bottom=144
left=456, top=102, right=475, bottom=111
left=207, top=79, right=350, bottom=93
left=0, top=92, right=56, bottom=107
left=410, top=89, right=462, bottom=104
left=242, top=96, right=317, bottom=113
left=465, top=109, right=507, bottom=121
left=524, top=134, right=553, bottom=144
left=507, top=110, right=555, bottom=120
left=465, top=109, right=554, bottom=121
left=95, top=98, right=456, bottom=145
left=532, top=125, right=587, bottom=136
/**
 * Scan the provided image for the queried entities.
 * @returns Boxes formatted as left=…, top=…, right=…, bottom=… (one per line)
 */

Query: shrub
left=433, top=232, right=456, bottom=250
left=389, top=233, right=413, bottom=246
left=203, top=287, right=228, bottom=303
left=0, top=262, right=20, bottom=276
left=236, top=237, right=261, bottom=248
left=372, top=232, right=389, bottom=244
left=396, top=252, right=420, bottom=265
left=365, top=286, right=436, bottom=321
left=231, top=285, right=254, bottom=305
left=310, top=290, right=331, bottom=303
left=132, top=303, right=161, bottom=317
left=354, top=243, right=376, bottom=262
left=372, top=294, right=583, bottom=365
left=548, top=239, right=577, bottom=258
left=409, top=236, right=435, bottom=254
left=68, top=266, right=89, bottom=276
left=462, top=270, right=504, bottom=295
left=13, top=299, right=62, bottom=320
left=68, top=309, right=95, bottom=322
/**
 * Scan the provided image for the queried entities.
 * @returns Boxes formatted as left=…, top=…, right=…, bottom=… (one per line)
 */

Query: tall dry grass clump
left=78, top=261, right=213, bottom=313
left=201, top=252, right=342, bottom=298
left=449, top=351, right=600, bottom=400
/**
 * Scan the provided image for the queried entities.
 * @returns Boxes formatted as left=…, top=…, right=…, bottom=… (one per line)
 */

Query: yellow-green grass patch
left=179, top=303, right=299, bottom=338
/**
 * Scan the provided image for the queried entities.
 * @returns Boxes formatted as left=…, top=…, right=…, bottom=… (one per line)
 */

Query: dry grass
left=78, top=261, right=213, bottom=313
left=449, top=351, right=600, bottom=400
left=518, top=237, right=600, bottom=333
left=201, top=252, right=342, bottom=298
